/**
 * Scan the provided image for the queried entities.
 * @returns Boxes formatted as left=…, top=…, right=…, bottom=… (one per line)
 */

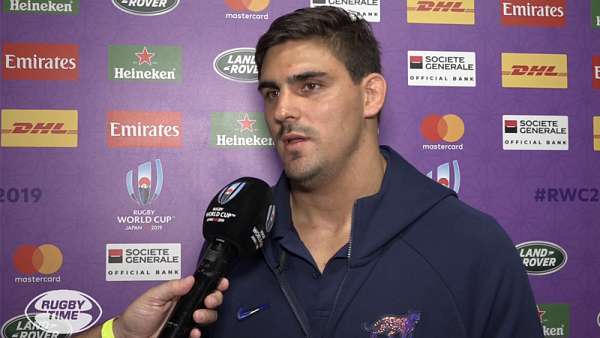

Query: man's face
left=258, top=39, right=367, bottom=185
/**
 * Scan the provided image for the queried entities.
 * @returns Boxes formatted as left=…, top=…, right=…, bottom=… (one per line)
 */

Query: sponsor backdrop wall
left=1, top=1, right=599, bottom=337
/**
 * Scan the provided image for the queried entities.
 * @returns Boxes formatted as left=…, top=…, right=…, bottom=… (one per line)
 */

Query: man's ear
left=361, top=73, right=387, bottom=119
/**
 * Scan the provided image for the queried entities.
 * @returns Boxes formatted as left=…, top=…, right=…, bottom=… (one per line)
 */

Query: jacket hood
left=268, top=145, right=456, bottom=267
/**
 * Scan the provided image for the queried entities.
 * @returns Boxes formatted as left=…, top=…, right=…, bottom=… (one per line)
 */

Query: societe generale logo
left=407, top=0, right=475, bottom=25
left=107, top=111, right=182, bottom=148
left=501, top=53, right=568, bottom=89
left=1, top=109, right=78, bottom=147
left=2, top=42, right=78, bottom=80
left=500, top=0, right=566, bottom=27
left=225, top=0, right=269, bottom=12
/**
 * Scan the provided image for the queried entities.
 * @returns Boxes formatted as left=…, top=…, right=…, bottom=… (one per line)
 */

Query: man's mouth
left=281, top=133, right=308, bottom=145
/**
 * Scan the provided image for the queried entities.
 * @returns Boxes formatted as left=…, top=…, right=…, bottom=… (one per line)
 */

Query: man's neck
left=288, top=142, right=387, bottom=271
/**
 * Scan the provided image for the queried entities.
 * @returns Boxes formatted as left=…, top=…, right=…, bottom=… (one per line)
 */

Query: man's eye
left=263, top=90, right=279, bottom=99
left=302, top=82, right=321, bottom=92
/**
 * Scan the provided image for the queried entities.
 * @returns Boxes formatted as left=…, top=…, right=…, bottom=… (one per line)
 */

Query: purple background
left=1, top=1, right=599, bottom=337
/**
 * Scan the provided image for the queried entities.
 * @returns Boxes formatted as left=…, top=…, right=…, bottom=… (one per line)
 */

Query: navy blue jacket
left=206, top=146, right=543, bottom=338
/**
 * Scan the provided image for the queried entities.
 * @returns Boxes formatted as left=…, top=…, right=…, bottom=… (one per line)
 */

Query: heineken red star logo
left=237, top=113, right=256, bottom=132
left=136, top=47, right=155, bottom=65
left=537, top=306, right=546, bottom=322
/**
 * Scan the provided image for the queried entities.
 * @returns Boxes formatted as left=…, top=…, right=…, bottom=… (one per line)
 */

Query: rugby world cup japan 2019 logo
left=218, top=182, right=246, bottom=205
left=427, top=160, right=460, bottom=193
left=23, top=290, right=102, bottom=335
left=126, top=159, right=163, bottom=207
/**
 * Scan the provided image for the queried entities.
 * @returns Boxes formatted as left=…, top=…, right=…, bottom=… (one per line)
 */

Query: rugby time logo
left=24, top=290, right=102, bottom=334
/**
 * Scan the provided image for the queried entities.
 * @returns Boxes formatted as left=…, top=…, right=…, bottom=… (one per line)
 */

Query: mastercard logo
left=225, top=0, right=269, bottom=12
left=13, top=244, right=63, bottom=275
left=420, top=114, right=464, bottom=142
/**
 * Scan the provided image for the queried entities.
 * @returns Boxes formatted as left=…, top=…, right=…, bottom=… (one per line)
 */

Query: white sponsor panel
left=503, top=115, right=568, bottom=151
left=106, top=243, right=181, bottom=281
left=408, top=51, right=476, bottom=87
left=23, top=290, right=102, bottom=334
left=310, top=0, right=380, bottom=22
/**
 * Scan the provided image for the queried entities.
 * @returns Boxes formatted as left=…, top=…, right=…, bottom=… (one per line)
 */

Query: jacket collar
left=263, top=145, right=456, bottom=268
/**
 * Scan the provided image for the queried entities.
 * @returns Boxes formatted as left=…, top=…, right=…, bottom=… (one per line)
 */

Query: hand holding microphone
left=75, top=177, right=274, bottom=338
left=109, top=275, right=229, bottom=338
left=158, top=177, right=275, bottom=338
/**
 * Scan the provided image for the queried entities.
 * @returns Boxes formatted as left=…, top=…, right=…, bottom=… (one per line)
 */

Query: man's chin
left=284, top=164, right=323, bottom=187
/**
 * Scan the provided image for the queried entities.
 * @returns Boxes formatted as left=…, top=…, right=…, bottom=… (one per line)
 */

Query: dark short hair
left=255, top=6, right=381, bottom=83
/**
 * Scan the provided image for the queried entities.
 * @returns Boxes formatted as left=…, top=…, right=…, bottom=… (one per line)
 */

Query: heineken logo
left=537, top=304, right=569, bottom=337
left=109, top=45, right=181, bottom=82
left=594, top=0, right=600, bottom=28
left=112, top=0, right=179, bottom=16
left=516, top=241, right=567, bottom=275
left=211, top=112, right=273, bottom=148
left=2, top=314, right=71, bottom=338
left=213, top=48, right=258, bottom=82
left=3, top=0, right=79, bottom=14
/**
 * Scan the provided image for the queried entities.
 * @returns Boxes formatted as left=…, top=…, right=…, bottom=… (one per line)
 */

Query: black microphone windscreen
left=203, top=177, right=275, bottom=256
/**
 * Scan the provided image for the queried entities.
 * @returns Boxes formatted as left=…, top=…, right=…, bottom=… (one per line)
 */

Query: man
left=80, top=6, right=543, bottom=338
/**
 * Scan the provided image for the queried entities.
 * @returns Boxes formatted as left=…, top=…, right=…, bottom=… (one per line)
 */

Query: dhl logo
left=414, top=1, right=469, bottom=12
left=407, top=0, right=474, bottom=24
left=3, top=122, right=77, bottom=134
left=1, top=109, right=78, bottom=147
left=502, top=53, right=568, bottom=89
left=509, top=65, right=564, bottom=76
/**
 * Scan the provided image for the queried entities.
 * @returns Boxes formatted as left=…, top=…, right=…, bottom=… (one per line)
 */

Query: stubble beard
left=275, top=123, right=325, bottom=187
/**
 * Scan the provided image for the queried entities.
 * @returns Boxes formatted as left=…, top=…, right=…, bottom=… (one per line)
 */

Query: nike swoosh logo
left=236, top=304, right=269, bottom=321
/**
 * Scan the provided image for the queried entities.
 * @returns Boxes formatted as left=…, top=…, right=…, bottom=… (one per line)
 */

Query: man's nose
left=272, top=90, right=300, bottom=122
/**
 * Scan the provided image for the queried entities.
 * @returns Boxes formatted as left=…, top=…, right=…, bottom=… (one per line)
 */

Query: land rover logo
left=516, top=241, right=567, bottom=275
left=112, top=0, right=180, bottom=16
left=213, top=48, right=258, bottom=83
left=2, top=314, right=71, bottom=338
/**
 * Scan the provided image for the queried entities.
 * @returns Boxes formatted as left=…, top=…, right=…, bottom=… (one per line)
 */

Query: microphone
left=158, top=177, right=275, bottom=338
